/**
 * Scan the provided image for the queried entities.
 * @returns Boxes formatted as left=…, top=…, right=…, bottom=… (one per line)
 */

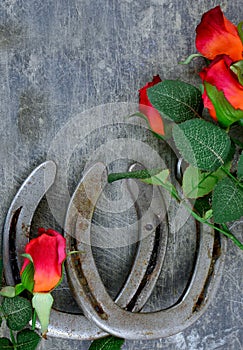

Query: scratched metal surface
left=0, top=0, right=242, bottom=349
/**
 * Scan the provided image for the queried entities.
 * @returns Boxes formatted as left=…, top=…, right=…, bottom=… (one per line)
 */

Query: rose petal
left=139, top=75, right=165, bottom=135
left=196, top=6, right=243, bottom=61
left=42, top=229, right=66, bottom=265
left=201, top=89, right=217, bottom=121
left=21, top=229, right=66, bottom=293
left=200, top=55, right=243, bottom=110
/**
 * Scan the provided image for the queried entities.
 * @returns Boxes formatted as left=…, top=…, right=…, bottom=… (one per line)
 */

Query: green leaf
left=15, top=284, right=26, bottom=296
left=182, top=164, right=229, bottom=198
left=21, top=261, right=34, bottom=293
left=32, top=292, right=53, bottom=336
left=204, top=209, right=213, bottom=220
left=194, top=195, right=212, bottom=217
left=2, top=296, right=32, bottom=331
left=237, top=21, right=243, bottom=43
left=0, top=287, right=16, bottom=298
left=21, top=254, right=33, bottom=264
left=141, top=169, right=170, bottom=185
left=142, top=169, right=180, bottom=200
left=147, top=80, right=202, bottom=123
left=230, top=60, right=243, bottom=85
left=237, top=153, right=243, bottom=181
left=16, top=329, right=41, bottom=350
left=0, top=338, right=13, bottom=349
left=205, top=82, right=243, bottom=127
left=172, top=119, right=231, bottom=171
left=212, top=177, right=243, bottom=223
left=89, top=336, right=125, bottom=350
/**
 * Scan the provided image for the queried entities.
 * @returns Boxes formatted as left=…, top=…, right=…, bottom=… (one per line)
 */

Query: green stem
left=185, top=170, right=214, bottom=199
left=108, top=170, right=243, bottom=249
left=184, top=205, right=243, bottom=250
left=108, top=168, right=162, bottom=183
left=9, top=329, right=17, bottom=348
left=109, top=169, right=181, bottom=201
left=221, top=166, right=243, bottom=188
left=221, top=166, right=237, bottom=182
left=32, top=309, right=37, bottom=330
left=67, top=250, right=84, bottom=256
left=221, top=223, right=243, bottom=250
left=152, top=175, right=181, bottom=201
left=179, top=53, right=204, bottom=65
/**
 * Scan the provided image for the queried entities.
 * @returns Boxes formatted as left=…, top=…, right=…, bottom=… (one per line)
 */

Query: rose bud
left=139, top=75, right=165, bottom=135
left=20, top=228, right=66, bottom=293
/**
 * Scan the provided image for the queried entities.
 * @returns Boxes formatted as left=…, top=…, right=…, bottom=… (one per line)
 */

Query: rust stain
left=22, top=223, right=30, bottom=238
left=69, top=236, right=108, bottom=320
left=193, top=233, right=221, bottom=313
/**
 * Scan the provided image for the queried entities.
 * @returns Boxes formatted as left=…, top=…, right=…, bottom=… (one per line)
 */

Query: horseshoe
left=3, top=161, right=168, bottom=339
left=65, top=163, right=227, bottom=340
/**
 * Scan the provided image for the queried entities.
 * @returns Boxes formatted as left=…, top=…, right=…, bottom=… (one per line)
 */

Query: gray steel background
left=0, top=0, right=242, bottom=349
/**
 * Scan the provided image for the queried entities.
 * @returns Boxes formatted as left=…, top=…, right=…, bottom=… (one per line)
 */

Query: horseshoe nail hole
left=145, top=223, right=154, bottom=231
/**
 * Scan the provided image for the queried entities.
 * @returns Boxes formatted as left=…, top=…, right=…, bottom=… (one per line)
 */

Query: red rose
left=20, top=228, right=66, bottom=293
left=196, top=6, right=243, bottom=62
left=200, top=55, right=243, bottom=126
left=139, top=75, right=165, bottom=135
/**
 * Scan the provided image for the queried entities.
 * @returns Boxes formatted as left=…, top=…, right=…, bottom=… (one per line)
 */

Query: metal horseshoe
left=65, top=162, right=227, bottom=340
left=3, top=161, right=169, bottom=339
left=2, top=161, right=102, bottom=340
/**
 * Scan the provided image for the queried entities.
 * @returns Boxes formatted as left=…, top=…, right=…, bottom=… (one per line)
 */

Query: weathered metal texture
left=64, top=162, right=169, bottom=338
left=3, top=159, right=227, bottom=341
left=3, top=161, right=57, bottom=285
left=2, top=161, right=106, bottom=340
left=3, top=161, right=169, bottom=340
left=117, top=163, right=169, bottom=311
left=66, top=163, right=227, bottom=340
left=1, top=0, right=242, bottom=348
